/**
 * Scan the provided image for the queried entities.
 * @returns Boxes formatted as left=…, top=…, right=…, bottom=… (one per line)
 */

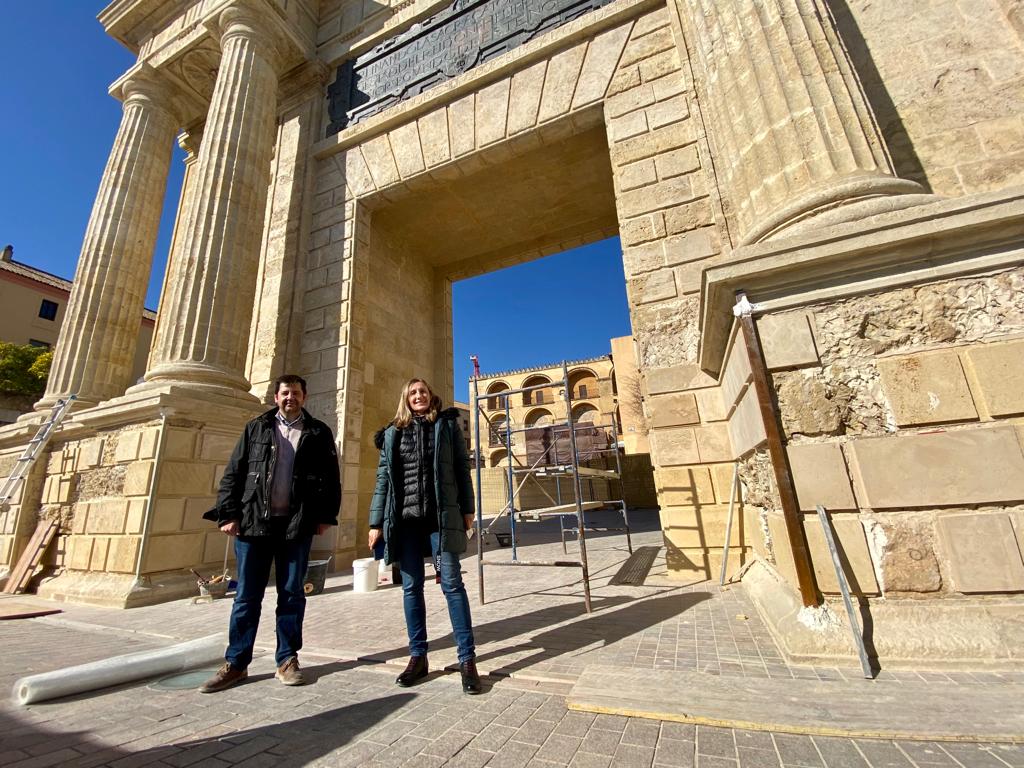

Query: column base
left=30, top=394, right=99, bottom=418
left=36, top=569, right=208, bottom=609
left=71, top=383, right=264, bottom=431
left=133, top=361, right=258, bottom=404
left=743, top=175, right=934, bottom=245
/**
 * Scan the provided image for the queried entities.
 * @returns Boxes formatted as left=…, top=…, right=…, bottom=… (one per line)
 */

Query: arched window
left=489, top=449, right=508, bottom=467
left=524, top=408, right=554, bottom=428
left=521, top=374, right=551, bottom=407
left=572, top=403, right=599, bottom=424
left=568, top=368, right=599, bottom=401
left=486, top=381, right=510, bottom=411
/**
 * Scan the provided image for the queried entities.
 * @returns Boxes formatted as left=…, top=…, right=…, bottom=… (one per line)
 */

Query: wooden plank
left=3, top=519, right=58, bottom=595
left=486, top=559, right=583, bottom=568
left=568, top=665, right=1024, bottom=743
left=514, top=465, right=620, bottom=479
left=516, top=501, right=606, bottom=520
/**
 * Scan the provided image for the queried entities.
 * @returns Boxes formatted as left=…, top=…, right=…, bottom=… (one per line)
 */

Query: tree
left=0, top=343, right=52, bottom=395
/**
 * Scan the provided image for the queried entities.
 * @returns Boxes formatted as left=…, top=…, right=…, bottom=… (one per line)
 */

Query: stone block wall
left=644, top=350, right=747, bottom=579
left=0, top=416, right=249, bottom=607
left=831, top=0, right=1024, bottom=197
left=748, top=266, right=1024, bottom=603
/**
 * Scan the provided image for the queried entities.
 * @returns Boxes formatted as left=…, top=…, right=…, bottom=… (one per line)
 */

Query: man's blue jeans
left=398, top=529, right=476, bottom=663
left=226, top=523, right=312, bottom=669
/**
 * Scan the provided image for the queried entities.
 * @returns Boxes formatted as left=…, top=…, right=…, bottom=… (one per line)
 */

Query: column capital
left=111, top=63, right=187, bottom=125
left=206, top=0, right=295, bottom=74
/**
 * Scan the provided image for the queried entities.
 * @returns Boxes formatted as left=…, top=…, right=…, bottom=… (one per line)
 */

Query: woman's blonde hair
left=393, top=378, right=442, bottom=428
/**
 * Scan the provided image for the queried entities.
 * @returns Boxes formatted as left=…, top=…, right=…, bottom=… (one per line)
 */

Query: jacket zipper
left=264, top=442, right=276, bottom=521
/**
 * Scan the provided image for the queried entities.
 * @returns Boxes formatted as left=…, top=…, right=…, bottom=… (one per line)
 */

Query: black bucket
left=303, top=558, right=332, bottom=596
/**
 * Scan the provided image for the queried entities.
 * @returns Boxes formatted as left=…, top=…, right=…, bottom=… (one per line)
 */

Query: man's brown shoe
left=276, top=656, right=307, bottom=686
left=199, top=663, right=247, bottom=693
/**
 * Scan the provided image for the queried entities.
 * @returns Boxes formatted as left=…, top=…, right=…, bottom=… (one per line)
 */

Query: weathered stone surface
left=850, top=426, right=1024, bottom=509
left=810, top=269, right=1024, bottom=435
left=757, top=312, right=820, bottom=371
left=656, top=466, right=715, bottom=505
left=728, top=385, right=766, bottom=459
left=143, top=533, right=205, bottom=573
left=694, top=387, right=726, bottom=422
left=803, top=514, right=880, bottom=595
left=877, top=351, right=978, bottom=426
left=663, top=503, right=743, bottom=548
left=868, top=515, right=942, bottom=593
left=649, top=427, right=699, bottom=466
left=774, top=372, right=853, bottom=438
left=938, top=512, right=1024, bottom=593
left=648, top=392, right=699, bottom=428
left=787, top=442, right=856, bottom=512
left=123, top=462, right=154, bottom=496
left=966, top=339, right=1024, bottom=417
left=695, top=423, right=731, bottom=463
left=720, top=334, right=751, bottom=410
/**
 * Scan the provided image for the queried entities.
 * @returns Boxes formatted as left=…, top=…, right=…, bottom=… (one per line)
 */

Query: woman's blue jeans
left=397, top=529, right=476, bottom=663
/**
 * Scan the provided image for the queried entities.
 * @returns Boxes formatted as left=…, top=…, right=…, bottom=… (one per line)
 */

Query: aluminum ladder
left=0, top=395, right=76, bottom=513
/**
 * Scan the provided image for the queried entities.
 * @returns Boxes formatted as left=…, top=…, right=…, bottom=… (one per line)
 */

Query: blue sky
left=1, top=4, right=632, bottom=403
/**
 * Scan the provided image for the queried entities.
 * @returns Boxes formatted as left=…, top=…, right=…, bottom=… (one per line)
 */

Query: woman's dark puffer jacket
left=369, top=408, right=474, bottom=565
left=399, top=416, right=436, bottom=523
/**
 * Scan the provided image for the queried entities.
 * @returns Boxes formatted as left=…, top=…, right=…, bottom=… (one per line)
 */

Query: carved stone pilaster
left=680, top=0, right=930, bottom=244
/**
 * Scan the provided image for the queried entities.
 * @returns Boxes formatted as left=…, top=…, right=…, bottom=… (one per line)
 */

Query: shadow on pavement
left=0, top=690, right=415, bottom=767
left=369, top=589, right=710, bottom=677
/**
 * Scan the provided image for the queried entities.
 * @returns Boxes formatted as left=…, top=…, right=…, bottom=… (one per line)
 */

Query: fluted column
left=37, top=70, right=178, bottom=412
left=141, top=4, right=283, bottom=396
left=680, top=0, right=927, bottom=243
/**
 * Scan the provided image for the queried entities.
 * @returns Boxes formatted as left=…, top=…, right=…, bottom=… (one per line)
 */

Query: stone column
left=37, top=70, right=178, bottom=411
left=141, top=4, right=283, bottom=397
left=679, top=0, right=927, bottom=243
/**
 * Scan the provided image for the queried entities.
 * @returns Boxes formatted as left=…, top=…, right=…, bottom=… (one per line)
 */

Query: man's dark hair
left=274, top=374, right=307, bottom=394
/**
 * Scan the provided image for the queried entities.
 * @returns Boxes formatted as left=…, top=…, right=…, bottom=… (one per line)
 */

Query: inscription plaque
left=326, top=0, right=617, bottom=135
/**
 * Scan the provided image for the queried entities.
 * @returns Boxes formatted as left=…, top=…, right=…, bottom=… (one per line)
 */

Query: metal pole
left=504, top=393, right=517, bottom=562
left=719, top=462, right=739, bottom=586
left=816, top=505, right=874, bottom=679
left=472, top=375, right=485, bottom=605
left=563, top=362, right=592, bottom=613
left=735, top=292, right=820, bottom=607
left=610, top=410, right=632, bottom=555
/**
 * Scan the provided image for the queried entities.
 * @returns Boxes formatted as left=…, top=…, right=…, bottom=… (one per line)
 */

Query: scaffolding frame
left=472, top=362, right=632, bottom=613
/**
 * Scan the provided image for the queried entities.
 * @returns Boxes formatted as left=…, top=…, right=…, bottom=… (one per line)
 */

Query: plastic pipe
left=13, top=633, right=225, bottom=705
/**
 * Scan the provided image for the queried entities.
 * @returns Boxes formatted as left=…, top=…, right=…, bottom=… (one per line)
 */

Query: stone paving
left=1, top=510, right=1023, bottom=767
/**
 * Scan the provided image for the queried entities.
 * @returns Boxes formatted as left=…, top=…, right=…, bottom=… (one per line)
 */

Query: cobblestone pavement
left=1, top=511, right=1022, bottom=767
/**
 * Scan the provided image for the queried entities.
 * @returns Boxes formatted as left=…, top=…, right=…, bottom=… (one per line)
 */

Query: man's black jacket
left=204, top=407, right=341, bottom=538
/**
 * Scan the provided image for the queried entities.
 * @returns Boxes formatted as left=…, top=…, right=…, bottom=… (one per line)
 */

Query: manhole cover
left=150, top=668, right=219, bottom=691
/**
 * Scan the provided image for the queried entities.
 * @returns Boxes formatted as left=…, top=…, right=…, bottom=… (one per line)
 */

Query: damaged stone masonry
left=0, top=0, right=1023, bottom=670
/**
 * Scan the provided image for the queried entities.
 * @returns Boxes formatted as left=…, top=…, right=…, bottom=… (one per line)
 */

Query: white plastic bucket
left=352, top=557, right=378, bottom=593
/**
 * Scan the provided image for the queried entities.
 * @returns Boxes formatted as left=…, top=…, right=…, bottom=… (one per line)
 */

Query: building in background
left=0, top=245, right=155, bottom=423
left=467, top=338, right=656, bottom=513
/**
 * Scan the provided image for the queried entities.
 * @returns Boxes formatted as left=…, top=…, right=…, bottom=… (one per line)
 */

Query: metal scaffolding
left=472, top=361, right=632, bottom=613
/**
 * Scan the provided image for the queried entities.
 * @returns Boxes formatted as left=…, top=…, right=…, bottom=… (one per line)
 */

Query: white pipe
left=13, top=633, right=225, bottom=706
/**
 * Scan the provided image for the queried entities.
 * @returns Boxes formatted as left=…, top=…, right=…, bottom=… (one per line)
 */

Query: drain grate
left=149, top=668, right=220, bottom=691
left=608, top=546, right=659, bottom=585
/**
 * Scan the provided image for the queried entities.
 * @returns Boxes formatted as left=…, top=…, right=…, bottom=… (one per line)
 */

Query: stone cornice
left=699, top=187, right=1024, bottom=376
left=99, top=0, right=190, bottom=53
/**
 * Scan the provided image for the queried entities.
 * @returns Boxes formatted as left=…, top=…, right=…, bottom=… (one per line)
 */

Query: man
left=199, top=374, right=341, bottom=693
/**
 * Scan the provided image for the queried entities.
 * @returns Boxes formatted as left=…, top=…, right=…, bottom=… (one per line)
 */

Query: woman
left=368, top=378, right=481, bottom=694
